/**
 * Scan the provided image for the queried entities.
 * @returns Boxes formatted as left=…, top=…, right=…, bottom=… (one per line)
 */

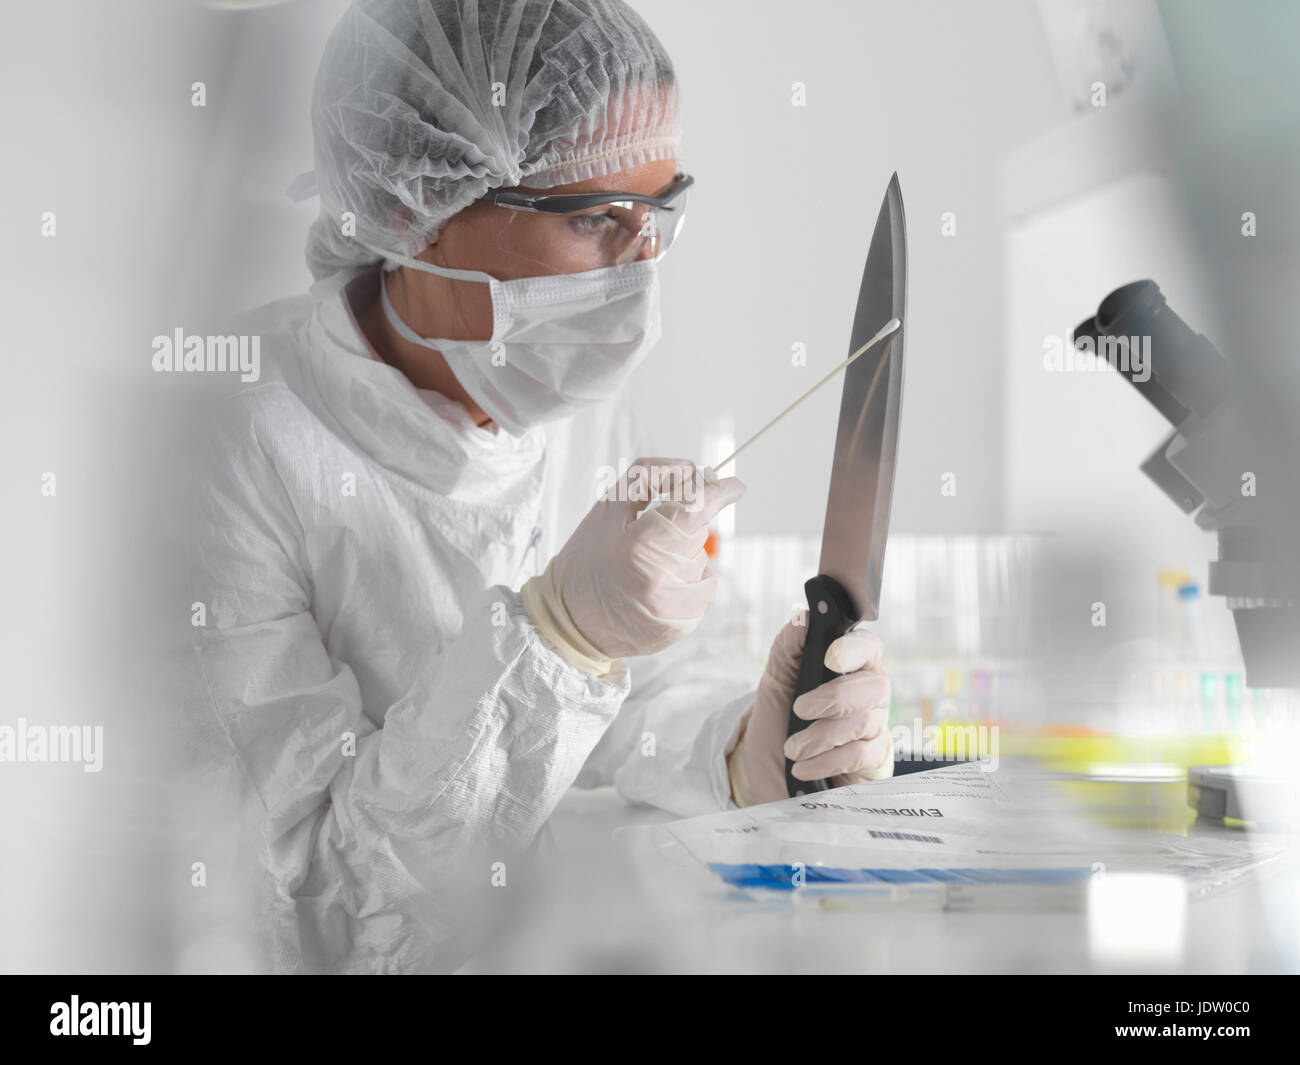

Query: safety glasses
left=481, top=172, right=693, bottom=268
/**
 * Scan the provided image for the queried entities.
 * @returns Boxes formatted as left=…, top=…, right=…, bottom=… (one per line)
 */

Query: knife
left=784, top=172, right=908, bottom=797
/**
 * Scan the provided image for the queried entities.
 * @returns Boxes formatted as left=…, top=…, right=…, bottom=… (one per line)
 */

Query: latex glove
left=522, top=458, right=745, bottom=672
left=727, top=612, right=892, bottom=806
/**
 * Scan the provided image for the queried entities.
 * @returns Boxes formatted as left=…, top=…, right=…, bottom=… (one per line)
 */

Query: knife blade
left=784, top=172, right=907, bottom=797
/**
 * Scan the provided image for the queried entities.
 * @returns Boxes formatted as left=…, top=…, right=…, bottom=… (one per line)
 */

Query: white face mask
left=368, top=247, right=661, bottom=436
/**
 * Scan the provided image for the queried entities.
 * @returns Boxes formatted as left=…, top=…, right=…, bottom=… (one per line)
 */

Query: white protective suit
left=189, top=266, right=757, bottom=973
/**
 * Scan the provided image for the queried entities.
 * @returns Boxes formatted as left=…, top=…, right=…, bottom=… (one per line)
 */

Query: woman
left=192, top=0, right=893, bottom=973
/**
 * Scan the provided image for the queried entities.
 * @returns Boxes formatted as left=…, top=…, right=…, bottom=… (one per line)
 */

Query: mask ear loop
left=369, top=245, right=501, bottom=285
left=376, top=267, right=443, bottom=351
left=358, top=240, right=506, bottom=345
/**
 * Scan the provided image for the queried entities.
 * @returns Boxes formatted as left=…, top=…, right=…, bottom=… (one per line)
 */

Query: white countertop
left=465, top=767, right=1300, bottom=974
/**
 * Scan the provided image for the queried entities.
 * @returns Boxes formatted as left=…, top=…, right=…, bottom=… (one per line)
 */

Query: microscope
left=1074, top=280, right=1300, bottom=690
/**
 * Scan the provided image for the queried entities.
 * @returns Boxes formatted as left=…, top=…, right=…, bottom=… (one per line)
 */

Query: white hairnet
left=302, top=0, right=682, bottom=281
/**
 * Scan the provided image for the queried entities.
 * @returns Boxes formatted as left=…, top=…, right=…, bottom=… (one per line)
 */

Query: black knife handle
left=785, top=574, right=860, bottom=798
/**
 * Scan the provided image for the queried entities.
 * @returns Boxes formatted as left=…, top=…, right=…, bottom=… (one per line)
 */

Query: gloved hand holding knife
left=729, top=612, right=894, bottom=806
